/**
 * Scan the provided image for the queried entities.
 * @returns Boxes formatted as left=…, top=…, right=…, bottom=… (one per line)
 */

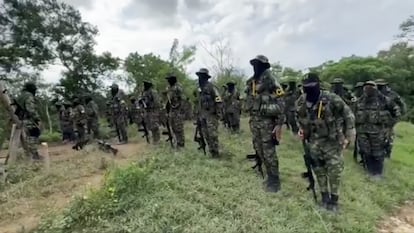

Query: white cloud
left=42, top=0, right=414, bottom=83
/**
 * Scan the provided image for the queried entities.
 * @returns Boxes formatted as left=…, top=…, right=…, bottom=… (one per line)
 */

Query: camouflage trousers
left=145, top=111, right=160, bottom=144
left=170, top=110, right=185, bottom=147
left=357, top=132, right=386, bottom=175
left=249, top=115, right=279, bottom=178
left=62, top=123, right=74, bottom=141
left=286, top=111, right=299, bottom=134
left=75, top=123, right=88, bottom=145
left=113, top=115, right=128, bottom=143
left=21, top=121, right=40, bottom=159
left=225, top=111, right=240, bottom=132
left=309, top=140, right=343, bottom=195
left=87, top=118, right=100, bottom=139
left=200, top=116, right=219, bottom=156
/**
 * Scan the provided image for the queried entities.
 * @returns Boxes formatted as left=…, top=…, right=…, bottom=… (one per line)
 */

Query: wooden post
left=0, top=82, right=23, bottom=164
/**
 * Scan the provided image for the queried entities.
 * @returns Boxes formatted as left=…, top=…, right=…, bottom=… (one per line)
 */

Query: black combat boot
left=265, top=173, right=281, bottom=193
left=320, top=192, right=330, bottom=209
left=327, top=194, right=339, bottom=213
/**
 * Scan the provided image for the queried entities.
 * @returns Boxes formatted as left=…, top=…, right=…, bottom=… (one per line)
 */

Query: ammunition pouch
left=259, top=95, right=282, bottom=117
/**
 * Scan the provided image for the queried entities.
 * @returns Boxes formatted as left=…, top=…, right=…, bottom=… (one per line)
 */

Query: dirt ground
left=0, top=141, right=147, bottom=233
left=378, top=201, right=414, bottom=233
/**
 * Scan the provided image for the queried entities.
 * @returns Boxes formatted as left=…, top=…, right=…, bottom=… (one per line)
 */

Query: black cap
left=302, top=73, right=320, bottom=87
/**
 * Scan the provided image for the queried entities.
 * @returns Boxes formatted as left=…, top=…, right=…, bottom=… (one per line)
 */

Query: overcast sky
left=43, top=0, right=414, bottom=82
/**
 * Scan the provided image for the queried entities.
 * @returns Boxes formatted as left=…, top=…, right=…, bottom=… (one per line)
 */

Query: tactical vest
left=245, top=78, right=283, bottom=117
left=355, top=94, right=391, bottom=126
left=297, top=92, right=344, bottom=141
left=199, top=83, right=220, bottom=114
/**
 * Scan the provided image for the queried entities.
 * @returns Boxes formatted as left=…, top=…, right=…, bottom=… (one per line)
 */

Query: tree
left=169, top=38, right=197, bottom=73
left=398, top=15, right=414, bottom=41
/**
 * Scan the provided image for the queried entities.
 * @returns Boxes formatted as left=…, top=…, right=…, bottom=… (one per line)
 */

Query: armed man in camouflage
left=165, top=75, right=185, bottom=147
left=85, top=95, right=100, bottom=139
left=129, top=96, right=144, bottom=130
left=284, top=77, right=300, bottom=134
left=62, top=101, right=74, bottom=143
left=355, top=81, right=400, bottom=179
left=223, top=82, right=241, bottom=133
left=375, top=79, right=406, bottom=158
left=330, top=78, right=354, bottom=105
left=16, top=82, right=42, bottom=160
left=245, top=55, right=285, bottom=192
left=296, top=73, right=355, bottom=212
left=72, top=97, right=88, bottom=146
left=142, top=81, right=161, bottom=144
left=196, top=68, right=222, bottom=157
left=110, top=83, right=128, bottom=144
left=353, top=82, right=364, bottom=98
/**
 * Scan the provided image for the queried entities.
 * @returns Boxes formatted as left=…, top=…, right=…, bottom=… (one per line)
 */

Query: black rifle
left=353, top=135, right=359, bottom=163
left=194, top=119, right=206, bottom=155
left=301, top=140, right=317, bottom=202
left=97, top=140, right=118, bottom=155
left=246, top=153, right=264, bottom=179
left=162, top=118, right=174, bottom=148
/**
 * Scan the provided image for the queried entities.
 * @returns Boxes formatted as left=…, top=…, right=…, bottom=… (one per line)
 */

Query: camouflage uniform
left=16, top=82, right=42, bottom=160
left=72, top=99, right=88, bottom=145
left=223, top=82, right=241, bottom=132
left=62, top=102, right=75, bottom=142
left=129, top=97, right=144, bottom=128
left=196, top=68, right=222, bottom=157
left=330, top=78, right=355, bottom=106
left=166, top=75, right=185, bottom=147
left=142, top=81, right=161, bottom=144
left=245, top=55, right=285, bottom=192
left=182, top=98, right=193, bottom=121
left=296, top=73, right=355, bottom=211
left=85, top=97, right=100, bottom=139
left=375, top=79, right=406, bottom=158
left=110, top=84, right=129, bottom=144
left=284, top=79, right=300, bottom=134
left=356, top=81, right=400, bottom=177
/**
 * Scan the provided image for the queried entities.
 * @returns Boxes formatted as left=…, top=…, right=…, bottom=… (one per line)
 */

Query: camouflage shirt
left=142, top=88, right=161, bottom=111
left=73, top=104, right=87, bottom=125
left=223, top=90, right=241, bottom=114
left=197, top=82, right=222, bottom=117
left=111, top=89, right=128, bottom=116
left=245, top=69, right=284, bottom=123
left=355, top=92, right=400, bottom=133
left=382, top=88, right=406, bottom=115
left=17, top=91, right=40, bottom=121
left=86, top=100, right=99, bottom=120
left=296, top=91, right=355, bottom=144
left=166, top=83, right=184, bottom=111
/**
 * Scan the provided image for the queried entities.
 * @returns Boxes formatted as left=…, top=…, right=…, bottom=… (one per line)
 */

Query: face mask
left=168, top=78, right=176, bottom=86
left=144, top=83, right=152, bottom=91
left=228, top=85, right=235, bottom=93
left=303, top=83, right=321, bottom=104
left=354, top=87, right=363, bottom=98
left=198, top=75, right=209, bottom=87
left=111, top=88, right=118, bottom=96
left=332, top=84, right=343, bottom=95
left=377, top=85, right=387, bottom=93
left=252, top=62, right=269, bottom=78
left=364, top=86, right=377, bottom=97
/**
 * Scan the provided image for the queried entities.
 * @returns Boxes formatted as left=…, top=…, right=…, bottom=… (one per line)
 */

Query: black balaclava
left=167, top=76, right=177, bottom=86
left=377, top=84, right=387, bottom=94
left=24, top=82, right=37, bottom=96
left=227, top=84, right=235, bottom=93
left=143, top=82, right=152, bottom=91
left=111, top=86, right=118, bottom=97
left=288, top=81, right=297, bottom=92
left=198, top=74, right=209, bottom=87
left=85, top=96, right=92, bottom=103
left=332, top=83, right=344, bottom=96
left=303, top=73, right=321, bottom=104
left=252, top=61, right=270, bottom=79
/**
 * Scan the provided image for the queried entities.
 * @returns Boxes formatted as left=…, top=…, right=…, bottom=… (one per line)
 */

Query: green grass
left=34, top=119, right=414, bottom=233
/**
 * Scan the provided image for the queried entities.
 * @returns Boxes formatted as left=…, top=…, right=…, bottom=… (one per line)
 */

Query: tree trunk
left=45, top=104, right=52, bottom=133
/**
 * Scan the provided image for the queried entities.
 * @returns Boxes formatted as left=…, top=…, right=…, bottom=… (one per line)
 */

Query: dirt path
left=378, top=201, right=414, bottom=233
left=0, top=141, right=147, bottom=233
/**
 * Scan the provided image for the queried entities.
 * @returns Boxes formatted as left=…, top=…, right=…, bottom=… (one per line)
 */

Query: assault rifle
left=301, top=140, right=317, bottom=202
left=194, top=119, right=206, bottom=155
left=138, top=120, right=150, bottom=143
left=97, top=140, right=118, bottom=155
left=246, top=152, right=264, bottom=179
left=162, top=118, right=174, bottom=148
